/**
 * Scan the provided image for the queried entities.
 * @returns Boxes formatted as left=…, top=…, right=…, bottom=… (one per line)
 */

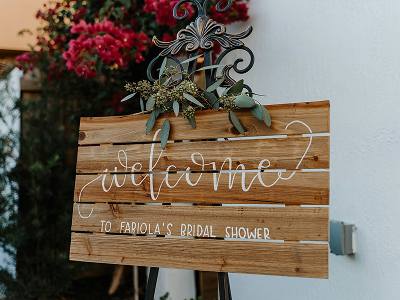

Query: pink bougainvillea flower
left=62, top=18, right=152, bottom=79
left=209, top=0, right=250, bottom=25
left=71, top=19, right=88, bottom=34
left=109, top=91, right=126, bottom=113
left=144, top=0, right=195, bottom=27
left=162, top=33, right=175, bottom=42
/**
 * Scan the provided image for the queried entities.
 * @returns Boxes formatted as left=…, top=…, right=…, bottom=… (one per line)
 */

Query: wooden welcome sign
left=69, top=100, right=330, bottom=279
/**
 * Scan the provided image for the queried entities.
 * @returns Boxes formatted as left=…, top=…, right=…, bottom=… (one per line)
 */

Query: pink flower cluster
left=209, top=0, right=250, bottom=25
left=62, top=18, right=152, bottom=79
left=109, top=91, right=126, bottom=113
left=143, top=0, right=195, bottom=27
left=15, top=52, right=39, bottom=72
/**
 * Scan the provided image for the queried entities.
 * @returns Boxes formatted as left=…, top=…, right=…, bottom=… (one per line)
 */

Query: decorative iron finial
left=147, top=0, right=254, bottom=93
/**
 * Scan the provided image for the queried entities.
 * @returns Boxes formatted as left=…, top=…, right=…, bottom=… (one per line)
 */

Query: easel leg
left=226, top=273, right=232, bottom=300
left=218, top=272, right=232, bottom=300
left=145, top=267, right=159, bottom=300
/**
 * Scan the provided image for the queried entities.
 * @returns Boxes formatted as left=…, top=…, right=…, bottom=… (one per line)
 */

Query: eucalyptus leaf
left=229, top=111, right=245, bottom=134
left=180, top=54, right=203, bottom=65
left=183, top=93, right=204, bottom=107
left=228, top=111, right=233, bottom=126
left=251, top=104, right=263, bottom=121
left=146, top=96, right=155, bottom=110
left=120, top=92, right=136, bottom=102
left=155, top=107, right=162, bottom=118
left=162, top=77, right=172, bottom=85
left=188, top=115, right=196, bottom=128
left=226, top=79, right=244, bottom=95
left=206, top=78, right=225, bottom=92
left=146, top=111, right=156, bottom=134
left=161, top=118, right=170, bottom=149
left=246, top=92, right=266, bottom=97
left=203, top=91, right=219, bottom=109
left=158, top=77, right=168, bottom=85
left=173, top=101, right=179, bottom=116
left=159, top=57, right=167, bottom=79
left=228, top=112, right=247, bottom=132
left=261, top=105, right=271, bottom=126
left=119, top=0, right=131, bottom=9
left=196, top=64, right=226, bottom=71
left=140, top=97, right=144, bottom=112
left=233, top=94, right=255, bottom=108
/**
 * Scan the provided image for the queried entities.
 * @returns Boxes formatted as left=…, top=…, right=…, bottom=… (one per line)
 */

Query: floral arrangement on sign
left=123, top=54, right=271, bottom=149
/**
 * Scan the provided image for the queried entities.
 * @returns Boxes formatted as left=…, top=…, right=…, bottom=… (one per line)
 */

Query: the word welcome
left=78, top=121, right=312, bottom=219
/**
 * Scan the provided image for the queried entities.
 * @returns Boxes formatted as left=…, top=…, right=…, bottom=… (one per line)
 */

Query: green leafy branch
left=123, top=55, right=271, bottom=149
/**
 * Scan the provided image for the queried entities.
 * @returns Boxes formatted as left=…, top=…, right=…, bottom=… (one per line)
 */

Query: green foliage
left=120, top=92, right=137, bottom=102
left=251, top=104, right=263, bottom=120
left=0, top=80, right=84, bottom=299
left=160, top=292, right=170, bottom=300
left=161, top=118, right=170, bottom=149
left=229, top=111, right=246, bottom=134
left=206, top=78, right=224, bottom=92
left=234, top=94, right=255, bottom=108
left=124, top=59, right=271, bottom=149
left=159, top=57, right=168, bottom=79
left=261, top=105, right=272, bottom=126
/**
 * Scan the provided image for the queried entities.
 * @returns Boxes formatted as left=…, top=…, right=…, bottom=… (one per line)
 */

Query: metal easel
left=144, top=267, right=232, bottom=300
left=144, top=1, right=254, bottom=299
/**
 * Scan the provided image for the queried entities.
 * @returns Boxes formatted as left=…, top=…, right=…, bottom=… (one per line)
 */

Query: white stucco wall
left=226, top=1, right=400, bottom=299
left=153, top=268, right=196, bottom=300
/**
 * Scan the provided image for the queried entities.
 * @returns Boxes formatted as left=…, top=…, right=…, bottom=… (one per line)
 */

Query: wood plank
left=76, top=136, right=329, bottom=174
left=74, top=171, right=329, bottom=205
left=71, top=204, right=329, bottom=241
left=78, top=101, right=330, bottom=145
left=69, top=232, right=329, bottom=278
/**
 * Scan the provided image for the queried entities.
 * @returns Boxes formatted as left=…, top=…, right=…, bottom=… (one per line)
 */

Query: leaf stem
left=130, top=109, right=152, bottom=116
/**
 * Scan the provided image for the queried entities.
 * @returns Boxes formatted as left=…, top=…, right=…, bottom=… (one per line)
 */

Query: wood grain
left=78, top=101, right=330, bottom=145
left=71, top=204, right=329, bottom=241
left=74, top=171, right=329, bottom=205
left=71, top=100, right=330, bottom=278
left=76, top=136, right=329, bottom=174
left=70, top=232, right=329, bottom=278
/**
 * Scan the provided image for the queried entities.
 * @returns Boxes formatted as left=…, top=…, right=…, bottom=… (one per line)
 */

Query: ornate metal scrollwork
left=213, top=45, right=255, bottom=93
left=153, top=16, right=252, bottom=56
left=147, top=55, right=185, bottom=82
left=147, top=0, right=254, bottom=93
left=172, top=0, right=233, bottom=20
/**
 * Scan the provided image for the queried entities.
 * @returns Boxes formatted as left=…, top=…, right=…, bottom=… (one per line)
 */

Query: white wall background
left=154, top=268, right=196, bottom=300
left=226, top=1, right=400, bottom=299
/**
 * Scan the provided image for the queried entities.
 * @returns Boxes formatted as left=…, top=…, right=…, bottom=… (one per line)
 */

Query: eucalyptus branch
left=130, top=109, right=152, bottom=116
left=123, top=61, right=271, bottom=150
